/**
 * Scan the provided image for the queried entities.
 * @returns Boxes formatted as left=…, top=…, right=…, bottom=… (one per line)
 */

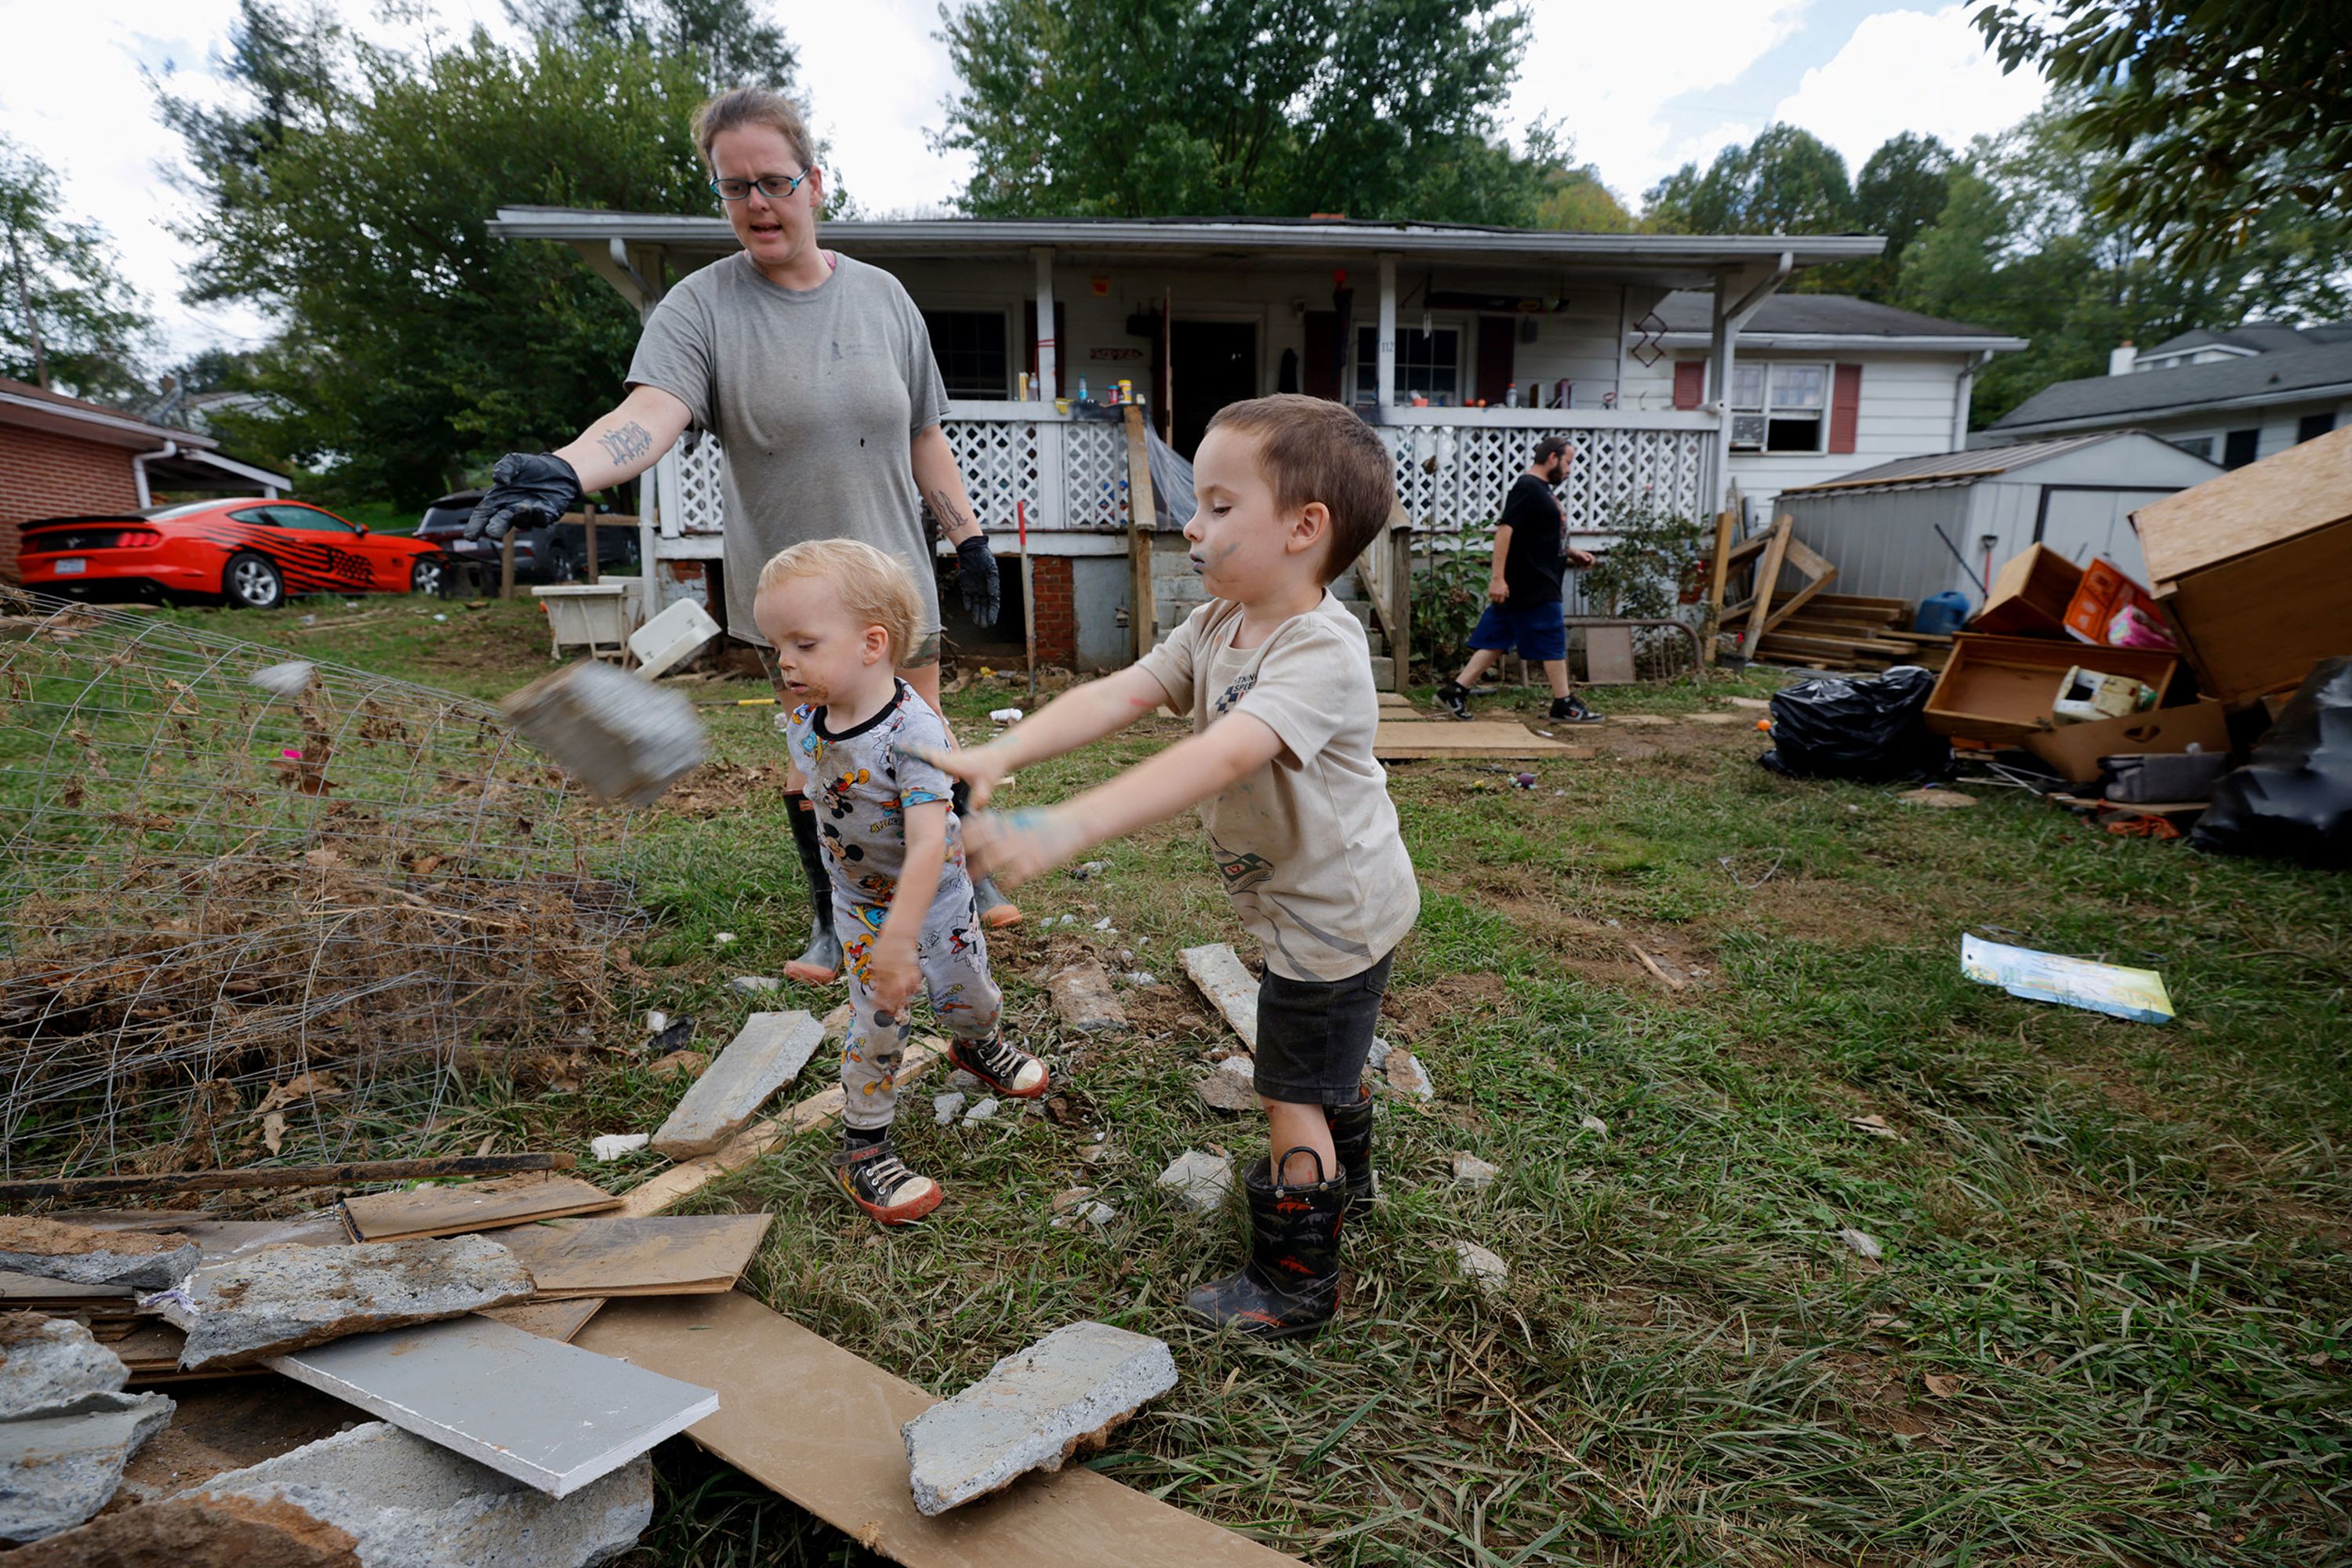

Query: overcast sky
left=1, top=0, right=2047, bottom=363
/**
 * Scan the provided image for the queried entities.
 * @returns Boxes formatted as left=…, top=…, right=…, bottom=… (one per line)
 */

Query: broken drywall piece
left=1155, top=1151, right=1236, bottom=1214
left=1047, top=961, right=1127, bottom=1034
left=1838, top=1228, right=1883, bottom=1260
left=1179, top=944, right=1259, bottom=1049
left=1450, top=1153, right=1499, bottom=1192
left=728, top=975, right=782, bottom=996
left=1450, top=1242, right=1508, bottom=1298
left=902, top=1322, right=1178, bottom=1516
left=0, top=1389, right=175, bottom=1541
left=932, top=1091, right=967, bottom=1126
left=0, top=1315, right=128, bottom=1419
left=0, top=1218, right=198, bottom=1293
left=652, top=1011, right=824, bottom=1160
left=158, top=1234, right=534, bottom=1371
left=189, top=1421, right=652, bottom=1567
left=590, top=1134, right=650, bottom=1162
left=963, top=1098, right=1001, bottom=1124
left=264, top=1316, right=716, bottom=1498
left=1383, top=1049, right=1435, bottom=1102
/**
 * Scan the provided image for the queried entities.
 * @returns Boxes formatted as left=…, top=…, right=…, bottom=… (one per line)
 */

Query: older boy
left=1435, top=434, right=1604, bottom=724
left=924, top=395, right=1417, bottom=1338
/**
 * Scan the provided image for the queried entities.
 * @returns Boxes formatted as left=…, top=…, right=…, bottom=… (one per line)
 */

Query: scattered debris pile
left=0, top=593, right=641, bottom=1179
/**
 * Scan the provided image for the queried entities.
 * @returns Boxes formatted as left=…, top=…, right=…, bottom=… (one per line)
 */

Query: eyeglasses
left=710, top=171, right=809, bottom=202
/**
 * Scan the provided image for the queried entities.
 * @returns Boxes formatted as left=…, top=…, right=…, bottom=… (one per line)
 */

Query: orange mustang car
left=17, top=499, right=455, bottom=610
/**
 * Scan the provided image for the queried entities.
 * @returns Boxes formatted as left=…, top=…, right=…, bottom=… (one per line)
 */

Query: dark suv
left=414, top=491, right=640, bottom=586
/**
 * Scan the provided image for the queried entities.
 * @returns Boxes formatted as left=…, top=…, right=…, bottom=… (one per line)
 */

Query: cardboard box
left=1973, top=545, right=2081, bottom=638
left=1925, top=633, right=2180, bottom=746
left=2024, top=699, right=2232, bottom=784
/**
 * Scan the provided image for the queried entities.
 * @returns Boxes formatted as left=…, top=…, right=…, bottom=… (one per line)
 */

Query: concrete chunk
left=502, top=659, right=706, bottom=808
left=194, top=1421, right=652, bottom=1568
left=0, top=1218, right=198, bottom=1292
left=1046, top=961, right=1126, bottom=1034
left=1450, top=1153, right=1499, bottom=1192
left=158, top=1235, right=534, bottom=1371
left=1451, top=1242, right=1508, bottom=1298
left=1155, top=1151, right=1236, bottom=1214
left=902, top=1322, right=1177, bottom=1516
left=0, top=1390, right=175, bottom=1541
left=651, top=1010, right=823, bottom=1159
left=1179, top=944, right=1258, bottom=1048
left=5, top=1491, right=361, bottom=1568
left=0, top=1314, right=127, bottom=1418
left=1384, top=1048, right=1435, bottom=1102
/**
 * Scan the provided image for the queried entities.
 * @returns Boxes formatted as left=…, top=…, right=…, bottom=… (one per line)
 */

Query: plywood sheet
left=2158, top=520, right=2352, bottom=702
left=1374, top=720, right=1594, bottom=760
left=481, top=1297, right=607, bottom=1342
left=575, top=1292, right=1303, bottom=1568
left=341, top=1173, right=621, bottom=1242
left=2135, top=425, right=2352, bottom=583
left=491, top=1214, right=773, bottom=1299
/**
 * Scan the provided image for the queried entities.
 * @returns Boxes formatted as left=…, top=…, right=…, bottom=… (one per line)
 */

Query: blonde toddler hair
left=757, top=540, right=923, bottom=661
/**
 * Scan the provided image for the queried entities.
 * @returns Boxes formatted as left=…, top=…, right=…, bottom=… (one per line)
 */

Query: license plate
left=53, top=559, right=86, bottom=575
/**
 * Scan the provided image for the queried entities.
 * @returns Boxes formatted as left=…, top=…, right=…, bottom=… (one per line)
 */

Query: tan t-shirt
left=1138, top=593, right=1420, bottom=982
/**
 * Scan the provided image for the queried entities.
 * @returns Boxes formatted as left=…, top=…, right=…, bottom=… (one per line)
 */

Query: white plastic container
left=628, top=596, right=722, bottom=680
left=532, top=581, right=636, bottom=659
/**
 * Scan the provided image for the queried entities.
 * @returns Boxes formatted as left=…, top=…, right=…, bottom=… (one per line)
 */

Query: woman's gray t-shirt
left=626, top=251, right=951, bottom=643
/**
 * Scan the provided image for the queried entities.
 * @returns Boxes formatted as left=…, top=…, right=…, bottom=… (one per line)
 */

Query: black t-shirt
left=1497, top=473, right=1566, bottom=604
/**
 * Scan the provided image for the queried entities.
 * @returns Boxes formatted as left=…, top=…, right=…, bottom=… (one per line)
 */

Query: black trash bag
left=2190, top=656, right=2352, bottom=868
left=1759, top=666, right=1951, bottom=782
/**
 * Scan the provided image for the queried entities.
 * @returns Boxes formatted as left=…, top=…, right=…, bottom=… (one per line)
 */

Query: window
left=2298, top=412, right=2336, bottom=445
left=2222, top=428, right=2260, bottom=470
left=269, top=506, right=357, bottom=533
left=1354, top=326, right=1461, bottom=405
left=924, top=310, right=1009, bottom=400
left=228, top=508, right=280, bottom=527
left=1729, top=362, right=1828, bottom=452
left=2167, top=435, right=2216, bottom=462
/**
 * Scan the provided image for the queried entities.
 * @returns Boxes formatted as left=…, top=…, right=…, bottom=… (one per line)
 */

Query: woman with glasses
left=466, top=85, right=1014, bottom=983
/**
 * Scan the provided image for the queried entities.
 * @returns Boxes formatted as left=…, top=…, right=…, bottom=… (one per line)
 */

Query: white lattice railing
left=1378, top=410, right=1718, bottom=536
left=648, top=405, right=1134, bottom=538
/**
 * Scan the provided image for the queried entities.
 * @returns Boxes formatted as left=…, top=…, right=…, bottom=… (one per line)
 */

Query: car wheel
left=410, top=556, right=451, bottom=598
left=224, top=551, right=285, bottom=611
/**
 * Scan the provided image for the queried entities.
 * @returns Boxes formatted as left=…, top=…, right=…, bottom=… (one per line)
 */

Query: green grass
left=59, top=603, right=2352, bottom=1566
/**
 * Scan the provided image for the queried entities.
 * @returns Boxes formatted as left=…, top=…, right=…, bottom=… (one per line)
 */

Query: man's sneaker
left=1435, top=680, right=1473, bottom=721
left=947, top=1033, right=1049, bottom=1098
left=1549, top=693, right=1605, bottom=724
left=830, top=1139, right=942, bottom=1225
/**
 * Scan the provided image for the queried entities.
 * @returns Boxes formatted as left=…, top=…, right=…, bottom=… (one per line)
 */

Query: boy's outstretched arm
left=962, top=711, right=1287, bottom=886
left=916, top=664, right=1173, bottom=811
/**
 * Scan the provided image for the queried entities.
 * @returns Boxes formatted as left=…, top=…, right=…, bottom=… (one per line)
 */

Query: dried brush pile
left=0, top=594, right=640, bottom=1178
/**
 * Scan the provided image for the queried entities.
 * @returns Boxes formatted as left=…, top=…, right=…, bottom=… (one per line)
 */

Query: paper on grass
left=1960, top=934, right=2173, bottom=1025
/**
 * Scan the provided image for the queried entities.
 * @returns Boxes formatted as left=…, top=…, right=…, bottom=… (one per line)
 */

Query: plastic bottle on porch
left=1504, top=382, right=1519, bottom=408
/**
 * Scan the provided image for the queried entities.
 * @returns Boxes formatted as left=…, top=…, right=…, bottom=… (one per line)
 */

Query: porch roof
left=490, top=207, right=1883, bottom=288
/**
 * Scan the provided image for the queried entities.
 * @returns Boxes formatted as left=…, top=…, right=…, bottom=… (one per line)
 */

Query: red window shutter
left=1672, top=361, right=1704, bottom=410
left=1302, top=310, right=1339, bottom=400
left=1475, top=314, right=1515, bottom=405
left=1830, top=362, right=1864, bottom=453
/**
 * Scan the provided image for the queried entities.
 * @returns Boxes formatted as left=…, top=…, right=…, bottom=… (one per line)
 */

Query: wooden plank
left=1757, top=536, right=1838, bottom=636
left=615, top=1041, right=942, bottom=1218
left=1812, top=593, right=1911, bottom=615
left=1757, top=632, right=1915, bottom=659
left=479, top=1297, right=606, bottom=1341
left=0, top=1153, right=572, bottom=1203
left=1736, top=515, right=1795, bottom=651
left=1703, top=510, right=1737, bottom=665
left=2134, top=424, right=2352, bottom=583
left=575, top=1292, right=1306, bottom=1568
left=1374, top=720, right=1593, bottom=760
left=1584, top=624, right=1636, bottom=684
left=1123, top=404, right=1158, bottom=662
left=489, top=1214, right=773, bottom=1300
left=342, top=1173, right=621, bottom=1243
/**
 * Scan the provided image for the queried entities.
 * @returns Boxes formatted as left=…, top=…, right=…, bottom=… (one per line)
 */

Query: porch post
left=1708, top=275, right=1737, bottom=520
left=1377, top=252, right=1399, bottom=409
left=1033, top=247, right=1058, bottom=400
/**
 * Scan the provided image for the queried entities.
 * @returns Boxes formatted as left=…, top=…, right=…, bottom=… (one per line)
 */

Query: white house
left=1988, top=321, right=2352, bottom=467
left=492, top=210, right=1948, bottom=670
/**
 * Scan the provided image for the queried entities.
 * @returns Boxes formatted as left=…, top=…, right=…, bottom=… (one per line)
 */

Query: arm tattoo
left=596, top=420, right=654, bottom=467
left=928, top=487, right=979, bottom=539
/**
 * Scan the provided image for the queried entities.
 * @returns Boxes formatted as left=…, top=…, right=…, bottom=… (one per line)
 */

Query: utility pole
left=7, top=223, right=48, bottom=390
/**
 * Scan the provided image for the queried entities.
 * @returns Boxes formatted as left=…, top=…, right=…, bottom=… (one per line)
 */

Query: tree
left=1896, top=100, right=2349, bottom=426
left=157, top=0, right=756, bottom=505
left=0, top=136, right=156, bottom=402
left=1973, top=0, right=2352, bottom=267
left=935, top=0, right=1549, bottom=223
left=503, top=0, right=797, bottom=96
left=1534, top=163, right=1633, bottom=234
left=1642, top=125, right=1855, bottom=237
left=1840, top=132, right=1952, bottom=297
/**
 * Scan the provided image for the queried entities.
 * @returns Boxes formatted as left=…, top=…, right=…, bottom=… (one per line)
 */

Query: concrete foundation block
left=1046, top=961, right=1126, bottom=1034
left=902, top=1322, right=1177, bottom=1516
left=5, top=1490, right=363, bottom=1567
left=501, top=661, right=706, bottom=808
left=0, top=1218, right=199, bottom=1293
left=0, top=1390, right=175, bottom=1541
left=651, top=1010, right=823, bottom=1159
left=0, top=1315, right=129, bottom=1419
left=159, top=1235, right=534, bottom=1371
left=1155, top=1151, right=1236, bottom=1214
left=195, top=1421, right=651, bottom=1568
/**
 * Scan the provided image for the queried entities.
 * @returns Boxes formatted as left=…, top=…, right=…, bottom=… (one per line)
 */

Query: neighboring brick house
left=1, top=379, right=290, bottom=583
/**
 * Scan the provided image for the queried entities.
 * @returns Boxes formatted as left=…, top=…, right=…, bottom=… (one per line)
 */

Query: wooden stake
left=499, top=530, right=517, bottom=601
left=1737, top=514, right=1795, bottom=655
left=1704, top=509, right=1737, bottom=665
left=1122, top=402, right=1159, bottom=662
left=583, top=513, right=600, bottom=585
left=0, top=1152, right=575, bottom=1203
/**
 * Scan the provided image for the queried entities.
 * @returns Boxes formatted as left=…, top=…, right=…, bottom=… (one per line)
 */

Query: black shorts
left=1250, top=950, right=1398, bottom=1106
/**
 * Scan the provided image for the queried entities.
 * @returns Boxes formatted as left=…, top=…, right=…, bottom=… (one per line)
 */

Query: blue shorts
left=1468, top=601, right=1566, bottom=662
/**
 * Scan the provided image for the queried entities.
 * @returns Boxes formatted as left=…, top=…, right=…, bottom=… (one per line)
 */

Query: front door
left=1169, top=320, right=1259, bottom=459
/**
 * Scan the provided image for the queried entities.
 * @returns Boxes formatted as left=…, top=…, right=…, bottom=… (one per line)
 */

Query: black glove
left=956, top=535, right=1001, bottom=627
left=466, top=453, right=583, bottom=543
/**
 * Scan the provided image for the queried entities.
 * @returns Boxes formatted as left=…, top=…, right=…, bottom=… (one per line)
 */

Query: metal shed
left=1775, top=431, right=2221, bottom=612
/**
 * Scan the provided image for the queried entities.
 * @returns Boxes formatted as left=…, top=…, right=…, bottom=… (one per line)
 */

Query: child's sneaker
left=830, top=1138, right=942, bottom=1225
left=1548, top=693, right=1604, bottom=724
left=1435, top=680, right=1473, bottom=721
left=947, top=1033, right=1049, bottom=1098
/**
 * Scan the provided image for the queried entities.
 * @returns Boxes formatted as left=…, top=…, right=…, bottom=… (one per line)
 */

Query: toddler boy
left=756, top=540, right=1047, bottom=1225
left=924, top=395, right=1418, bottom=1338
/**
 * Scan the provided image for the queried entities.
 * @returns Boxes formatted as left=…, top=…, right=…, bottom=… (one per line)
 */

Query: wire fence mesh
left=0, top=592, right=640, bottom=1180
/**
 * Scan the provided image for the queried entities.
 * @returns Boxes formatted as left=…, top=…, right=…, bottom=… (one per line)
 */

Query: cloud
left=1768, top=5, right=2046, bottom=170
left=786, top=0, right=971, bottom=216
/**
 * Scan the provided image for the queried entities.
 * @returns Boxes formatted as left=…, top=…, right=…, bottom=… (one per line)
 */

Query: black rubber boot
left=1325, top=1087, right=1375, bottom=1217
left=782, top=793, right=844, bottom=984
left=951, top=778, right=1022, bottom=928
left=1185, top=1149, right=1345, bottom=1340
